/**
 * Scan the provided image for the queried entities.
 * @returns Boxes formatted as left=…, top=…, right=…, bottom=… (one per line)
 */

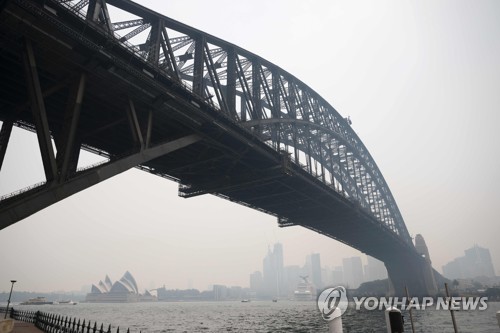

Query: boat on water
left=58, top=300, right=78, bottom=305
left=20, top=297, right=53, bottom=305
left=241, top=299, right=251, bottom=303
left=272, top=299, right=278, bottom=302
left=294, top=276, right=315, bottom=301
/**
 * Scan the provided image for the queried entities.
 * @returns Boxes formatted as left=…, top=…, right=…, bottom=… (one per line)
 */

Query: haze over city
left=0, top=0, right=499, bottom=294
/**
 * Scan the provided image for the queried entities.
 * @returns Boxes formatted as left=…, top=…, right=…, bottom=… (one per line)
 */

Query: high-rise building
left=332, top=266, right=344, bottom=286
left=464, top=245, right=496, bottom=277
left=274, top=243, right=285, bottom=295
left=284, top=265, right=301, bottom=296
left=249, top=271, right=263, bottom=295
left=342, top=257, right=364, bottom=289
left=306, top=253, right=323, bottom=289
left=443, top=259, right=463, bottom=279
left=262, top=243, right=286, bottom=298
left=213, top=285, right=228, bottom=301
left=262, top=249, right=274, bottom=296
left=321, top=267, right=332, bottom=287
left=442, top=245, right=496, bottom=279
left=365, top=256, right=388, bottom=281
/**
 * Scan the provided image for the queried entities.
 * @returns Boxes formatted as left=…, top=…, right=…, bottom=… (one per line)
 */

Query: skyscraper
left=310, top=253, right=322, bottom=289
left=284, top=265, right=301, bottom=296
left=249, top=271, right=263, bottom=295
left=332, top=266, right=344, bottom=286
left=262, top=243, right=286, bottom=298
left=442, top=245, right=496, bottom=279
left=442, top=259, right=463, bottom=279
left=274, top=243, right=285, bottom=295
left=365, top=256, right=388, bottom=281
left=464, top=245, right=496, bottom=277
left=342, top=257, right=364, bottom=289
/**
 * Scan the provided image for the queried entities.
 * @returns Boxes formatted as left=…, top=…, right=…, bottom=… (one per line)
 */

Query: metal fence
left=0, top=307, right=135, bottom=333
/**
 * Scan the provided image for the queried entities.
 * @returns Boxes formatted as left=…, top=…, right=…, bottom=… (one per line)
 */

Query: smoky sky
left=0, top=0, right=499, bottom=293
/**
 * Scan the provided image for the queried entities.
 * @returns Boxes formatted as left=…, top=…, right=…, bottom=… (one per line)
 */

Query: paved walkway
left=9, top=320, right=42, bottom=333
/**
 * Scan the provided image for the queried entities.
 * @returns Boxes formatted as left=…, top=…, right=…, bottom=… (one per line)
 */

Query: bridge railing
left=54, top=0, right=196, bottom=101
left=0, top=307, right=136, bottom=333
left=0, top=181, right=47, bottom=203
left=56, top=1, right=144, bottom=60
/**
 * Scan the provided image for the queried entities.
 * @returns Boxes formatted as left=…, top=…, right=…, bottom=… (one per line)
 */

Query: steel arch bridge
left=0, top=0, right=439, bottom=295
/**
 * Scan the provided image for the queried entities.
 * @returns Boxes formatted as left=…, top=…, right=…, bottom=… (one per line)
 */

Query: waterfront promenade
left=0, top=318, right=42, bottom=333
left=10, top=320, right=42, bottom=333
left=0, top=308, right=117, bottom=333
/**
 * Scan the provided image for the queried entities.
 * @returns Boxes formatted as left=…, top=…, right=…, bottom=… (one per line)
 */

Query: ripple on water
left=11, top=300, right=500, bottom=332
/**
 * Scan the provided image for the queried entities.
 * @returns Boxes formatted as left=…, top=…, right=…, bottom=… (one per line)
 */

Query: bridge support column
left=22, top=38, right=58, bottom=182
left=56, top=73, right=87, bottom=182
left=414, top=234, right=438, bottom=295
left=384, top=252, right=438, bottom=297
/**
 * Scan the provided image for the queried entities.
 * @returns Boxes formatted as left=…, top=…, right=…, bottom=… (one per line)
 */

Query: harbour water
left=11, top=301, right=500, bottom=332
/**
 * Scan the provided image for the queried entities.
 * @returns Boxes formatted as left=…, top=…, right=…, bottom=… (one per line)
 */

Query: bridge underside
left=0, top=0, right=437, bottom=296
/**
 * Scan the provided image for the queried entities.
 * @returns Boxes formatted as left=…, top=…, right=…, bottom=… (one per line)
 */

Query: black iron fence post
left=1, top=307, right=133, bottom=333
left=34, top=310, right=41, bottom=329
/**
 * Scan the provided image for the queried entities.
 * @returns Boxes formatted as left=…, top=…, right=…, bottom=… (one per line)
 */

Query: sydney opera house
left=85, top=271, right=156, bottom=302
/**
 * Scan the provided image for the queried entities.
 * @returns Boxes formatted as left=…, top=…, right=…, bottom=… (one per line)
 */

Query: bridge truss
left=0, top=0, right=412, bottom=249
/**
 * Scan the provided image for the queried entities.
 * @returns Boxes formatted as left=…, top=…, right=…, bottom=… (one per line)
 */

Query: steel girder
left=0, top=0, right=446, bottom=296
left=0, top=134, right=200, bottom=228
left=47, top=0, right=411, bottom=243
left=0, top=13, right=204, bottom=228
left=0, top=0, right=412, bottom=246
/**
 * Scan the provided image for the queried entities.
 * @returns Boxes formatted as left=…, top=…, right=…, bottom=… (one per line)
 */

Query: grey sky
left=0, top=0, right=499, bottom=293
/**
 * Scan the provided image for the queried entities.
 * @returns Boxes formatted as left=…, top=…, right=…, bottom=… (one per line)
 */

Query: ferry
left=20, top=297, right=53, bottom=305
left=294, top=276, right=315, bottom=301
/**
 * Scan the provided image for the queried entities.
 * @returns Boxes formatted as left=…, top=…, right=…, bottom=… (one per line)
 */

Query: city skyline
left=0, top=243, right=391, bottom=293
left=1, top=0, right=499, bottom=293
left=442, top=245, right=496, bottom=281
left=250, top=243, right=390, bottom=298
left=0, top=242, right=496, bottom=294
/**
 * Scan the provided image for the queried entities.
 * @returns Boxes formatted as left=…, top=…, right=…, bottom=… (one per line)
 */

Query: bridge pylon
left=384, top=234, right=438, bottom=296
